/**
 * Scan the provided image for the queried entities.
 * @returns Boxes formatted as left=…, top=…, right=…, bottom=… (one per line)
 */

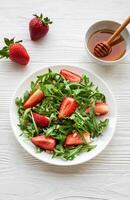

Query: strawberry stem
left=16, top=40, right=23, bottom=43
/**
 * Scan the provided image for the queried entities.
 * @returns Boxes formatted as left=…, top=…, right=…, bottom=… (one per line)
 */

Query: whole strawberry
left=29, top=13, right=53, bottom=41
left=0, top=38, right=30, bottom=65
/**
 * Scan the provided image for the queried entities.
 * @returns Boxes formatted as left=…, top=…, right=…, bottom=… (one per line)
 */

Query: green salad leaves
left=16, top=69, right=109, bottom=160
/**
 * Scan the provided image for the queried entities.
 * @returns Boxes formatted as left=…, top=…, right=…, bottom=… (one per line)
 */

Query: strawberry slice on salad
left=31, top=135, right=56, bottom=150
left=58, top=97, right=77, bottom=119
left=86, top=102, right=108, bottom=116
left=23, top=89, right=44, bottom=108
left=32, top=112, right=50, bottom=128
left=65, top=132, right=91, bottom=146
left=60, top=69, right=81, bottom=82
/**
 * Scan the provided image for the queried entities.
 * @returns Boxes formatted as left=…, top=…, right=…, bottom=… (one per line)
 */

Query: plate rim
left=10, top=65, right=117, bottom=166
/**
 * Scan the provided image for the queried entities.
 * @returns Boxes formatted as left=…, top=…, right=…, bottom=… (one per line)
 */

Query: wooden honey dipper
left=94, top=16, right=130, bottom=58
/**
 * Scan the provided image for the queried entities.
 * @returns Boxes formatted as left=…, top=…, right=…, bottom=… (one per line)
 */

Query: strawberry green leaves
left=33, top=13, right=53, bottom=25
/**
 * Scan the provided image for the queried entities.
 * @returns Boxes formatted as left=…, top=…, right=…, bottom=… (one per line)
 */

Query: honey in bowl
left=88, top=29, right=126, bottom=61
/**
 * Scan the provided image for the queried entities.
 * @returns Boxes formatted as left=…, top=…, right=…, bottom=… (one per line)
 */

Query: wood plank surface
left=0, top=0, right=130, bottom=199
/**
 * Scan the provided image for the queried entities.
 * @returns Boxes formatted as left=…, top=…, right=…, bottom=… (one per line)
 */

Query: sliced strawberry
left=23, top=89, right=44, bottom=108
left=58, top=97, right=77, bottom=119
left=32, top=112, right=50, bottom=128
left=86, top=102, right=108, bottom=116
left=83, top=132, right=91, bottom=144
left=65, top=132, right=90, bottom=146
left=94, top=102, right=108, bottom=115
left=85, top=107, right=90, bottom=113
left=60, top=69, right=81, bottom=82
left=31, top=135, right=56, bottom=150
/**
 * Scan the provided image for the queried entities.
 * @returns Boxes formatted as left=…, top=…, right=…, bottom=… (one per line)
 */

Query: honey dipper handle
left=107, top=16, right=130, bottom=45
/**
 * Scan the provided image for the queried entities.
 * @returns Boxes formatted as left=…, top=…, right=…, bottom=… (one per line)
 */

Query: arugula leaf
left=15, top=97, right=23, bottom=106
left=23, top=90, right=30, bottom=101
left=53, top=144, right=96, bottom=160
left=31, top=81, right=36, bottom=92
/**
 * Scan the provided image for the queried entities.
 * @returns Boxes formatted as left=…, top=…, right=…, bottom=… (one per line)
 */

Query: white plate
left=10, top=65, right=117, bottom=166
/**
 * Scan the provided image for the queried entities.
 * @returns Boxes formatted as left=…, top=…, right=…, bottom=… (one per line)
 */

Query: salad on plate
left=15, top=68, right=109, bottom=160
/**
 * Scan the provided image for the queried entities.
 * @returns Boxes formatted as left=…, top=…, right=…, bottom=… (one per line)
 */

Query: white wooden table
left=0, top=0, right=130, bottom=199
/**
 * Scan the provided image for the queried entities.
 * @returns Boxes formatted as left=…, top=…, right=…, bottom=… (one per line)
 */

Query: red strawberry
left=29, top=13, right=53, bottom=41
left=58, top=97, right=77, bottom=119
left=24, top=89, right=44, bottom=108
left=0, top=38, right=30, bottom=65
left=65, top=132, right=90, bottom=146
left=60, top=69, right=81, bottom=82
left=86, top=102, right=108, bottom=116
left=32, top=112, right=50, bottom=128
left=31, top=135, right=56, bottom=150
